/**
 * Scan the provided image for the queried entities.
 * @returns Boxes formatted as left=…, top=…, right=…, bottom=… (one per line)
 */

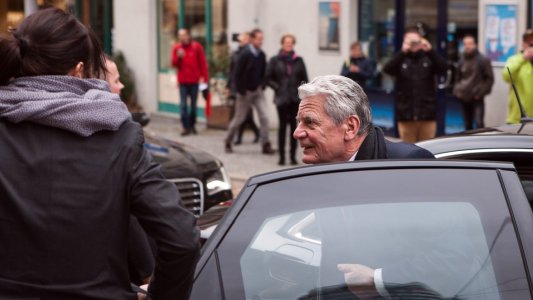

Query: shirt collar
left=348, top=151, right=358, bottom=161
left=249, top=44, right=259, bottom=56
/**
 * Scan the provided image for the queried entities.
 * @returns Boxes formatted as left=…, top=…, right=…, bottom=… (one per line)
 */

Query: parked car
left=139, top=121, right=232, bottom=217
left=418, top=122, right=533, bottom=205
left=189, top=160, right=533, bottom=299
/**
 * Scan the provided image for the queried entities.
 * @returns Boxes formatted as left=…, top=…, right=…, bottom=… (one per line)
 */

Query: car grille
left=168, top=178, right=204, bottom=217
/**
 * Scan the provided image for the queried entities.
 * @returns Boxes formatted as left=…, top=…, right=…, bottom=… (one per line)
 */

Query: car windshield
left=216, top=168, right=531, bottom=300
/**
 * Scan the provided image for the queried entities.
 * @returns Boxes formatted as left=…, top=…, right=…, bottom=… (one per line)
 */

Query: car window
left=217, top=168, right=531, bottom=300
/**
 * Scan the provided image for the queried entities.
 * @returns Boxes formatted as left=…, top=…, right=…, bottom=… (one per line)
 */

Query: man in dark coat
left=224, top=28, right=275, bottom=154
left=227, top=31, right=260, bottom=145
left=453, top=34, right=494, bottom=130
left=293, top=75, right=436, bottom=299
left=383, top=26, right=447, bottom=143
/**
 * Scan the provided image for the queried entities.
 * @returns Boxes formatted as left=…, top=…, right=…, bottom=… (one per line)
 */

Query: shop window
left=358, top=0, right=396, bottom=92
left=158, top=0, right=179, bottom=71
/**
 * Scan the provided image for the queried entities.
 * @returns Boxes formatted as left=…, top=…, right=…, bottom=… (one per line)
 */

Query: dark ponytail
left=0, top=7, right=107, bottom=85
left=0, top=35, right=23, bottom=85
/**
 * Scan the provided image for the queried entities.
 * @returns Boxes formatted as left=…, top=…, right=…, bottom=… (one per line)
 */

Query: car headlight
left=206, top=167, right=232, bottom=196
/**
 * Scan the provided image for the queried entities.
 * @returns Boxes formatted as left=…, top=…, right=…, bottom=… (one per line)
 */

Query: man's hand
left=177, top=48, right=185, bottom=58
left=337, top=263, right=378, bottom=299
left=402, top=41, right=411, bottom=53
left=349, top=64, right=359, bottom=73
left=421, top=39, right=432, bottom=52
left=137, top=284, right=148, bottom=300
left=523, top=47, right=533, bottom=61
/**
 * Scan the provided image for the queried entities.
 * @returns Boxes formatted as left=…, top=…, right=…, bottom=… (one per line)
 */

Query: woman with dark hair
left=266, top=34, right=308, bottom=165
left=0, top=8, right=198, bottom=300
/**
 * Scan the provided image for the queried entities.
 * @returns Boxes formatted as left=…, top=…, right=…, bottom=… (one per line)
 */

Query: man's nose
left=293, top=125, right=306, bottom=139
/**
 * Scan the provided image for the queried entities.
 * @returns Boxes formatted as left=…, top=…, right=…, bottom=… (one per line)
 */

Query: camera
left=410, top=40, right=421, bottom=47
left=232, top=33, right=240, bottom=43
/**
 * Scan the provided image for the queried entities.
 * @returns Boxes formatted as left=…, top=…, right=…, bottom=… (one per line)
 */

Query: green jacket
left=502, top=53, right=533, bottom=123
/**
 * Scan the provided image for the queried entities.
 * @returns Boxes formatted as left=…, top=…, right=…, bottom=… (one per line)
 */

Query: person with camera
left=340, top=41, right=373, bottom=90
left=383, top=25, right=447, bottom=143
left=502, top=29, right=533, bottom=123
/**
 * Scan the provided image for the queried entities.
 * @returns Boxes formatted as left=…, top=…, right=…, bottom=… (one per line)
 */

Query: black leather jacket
left=383, top=50, right=447, bottom=121
left=266, top=51, right=309, bottom=106
left=0, top=120, right=199, bottom=299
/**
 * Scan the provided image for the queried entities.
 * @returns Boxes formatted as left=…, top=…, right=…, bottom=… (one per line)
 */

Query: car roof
left=418, top=134, right=533, bottom=155
left=247, top=160, right=515, bottom=187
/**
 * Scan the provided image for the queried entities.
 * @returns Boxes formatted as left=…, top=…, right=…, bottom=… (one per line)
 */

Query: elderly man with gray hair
left=294, top=75, right=435, bottom=298
left=293, top=75, right=434, bottom=164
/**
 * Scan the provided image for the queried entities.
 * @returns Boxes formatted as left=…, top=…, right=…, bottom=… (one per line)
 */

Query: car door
left=191, top=161, right=533, bottom=300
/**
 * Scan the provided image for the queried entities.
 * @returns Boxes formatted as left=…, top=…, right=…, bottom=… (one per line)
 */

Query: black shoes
left=225, top=142, right=233, bottom=153
left=181, top=129, right=191, bottom=136
left=262, top=142, right=275, bottom=155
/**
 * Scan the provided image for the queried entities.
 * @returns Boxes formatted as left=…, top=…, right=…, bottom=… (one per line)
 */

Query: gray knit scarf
left=0, top=76, right=130, bottom=137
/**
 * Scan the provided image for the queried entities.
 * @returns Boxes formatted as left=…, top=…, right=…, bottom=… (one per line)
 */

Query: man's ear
left=344, top=115, right=361, bottom=141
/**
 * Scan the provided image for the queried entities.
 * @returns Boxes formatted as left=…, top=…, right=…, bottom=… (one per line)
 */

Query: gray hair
left=298, top=75, right=372, bottom=135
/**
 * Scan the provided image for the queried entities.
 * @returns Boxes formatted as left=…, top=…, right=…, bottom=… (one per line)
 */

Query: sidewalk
left=146, top=113, right=298, bottom=194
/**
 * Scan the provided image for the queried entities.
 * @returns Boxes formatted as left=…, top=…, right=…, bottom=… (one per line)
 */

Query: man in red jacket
left=171, top=28, right=209, bottom=136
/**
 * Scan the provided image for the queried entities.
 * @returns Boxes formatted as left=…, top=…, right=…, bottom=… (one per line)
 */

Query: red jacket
left=171, top=41, right=209, bottom=84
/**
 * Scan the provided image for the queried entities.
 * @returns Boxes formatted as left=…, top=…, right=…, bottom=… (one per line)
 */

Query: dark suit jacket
left=0, top=120, right=199, bottom=299
left=384, top=139, right=435, bottom=159
left=234, top=45, right=267, bottom=95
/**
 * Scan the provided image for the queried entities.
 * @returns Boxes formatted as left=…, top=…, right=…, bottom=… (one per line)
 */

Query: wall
left=228, top=0, right=358, bottom=128
left=479, top=0, right=528, bottom=126
left=113, top=0, right=158, bottom=113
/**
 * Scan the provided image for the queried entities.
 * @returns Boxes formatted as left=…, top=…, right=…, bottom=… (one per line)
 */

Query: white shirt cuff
left=374, top=268, right=391, bottom=298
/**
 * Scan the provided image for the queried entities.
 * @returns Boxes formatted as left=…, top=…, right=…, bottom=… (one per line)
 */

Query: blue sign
left=485, top=4, right=517, bottom=64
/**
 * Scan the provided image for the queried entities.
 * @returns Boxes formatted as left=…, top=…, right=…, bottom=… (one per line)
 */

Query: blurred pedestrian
left=0, top=8, right=199, bottom=299
left=383, top=25, right=447, bottom=143
left=340, top=41, right=372, bottom=89
left=453, top=34, right=494, bottom=130
left=227, top=32, right=259, bottom=145
left=171, top=28, right=209, bottom=136
left=224, top=28, right=275, bottom=154
left=266, top=33, right=308, bottom=165
left=502, top=29, right=533, bottom=123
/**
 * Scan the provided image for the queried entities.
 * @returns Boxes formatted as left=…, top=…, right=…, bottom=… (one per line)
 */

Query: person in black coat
left=227, top=32, right=260, bottom=145
left=225, top=28, right=275, bottom=154
left=383, top=26, right=447, bottom=143
left=340, top=41, right=373, bottom=89
left=0, top=8, right=199, bottom=299
left=266, top=34, right=309, bottom=165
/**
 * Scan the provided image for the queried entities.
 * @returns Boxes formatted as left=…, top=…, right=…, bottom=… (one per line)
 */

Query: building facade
left=1, top=0, right=530, bottom=134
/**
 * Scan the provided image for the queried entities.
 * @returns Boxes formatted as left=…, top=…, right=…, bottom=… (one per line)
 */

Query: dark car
left=418, top=123, right=533, bottom=205
left=189, top=160, right=533, bottom=299
left=142, top=128, right=233, bottom=217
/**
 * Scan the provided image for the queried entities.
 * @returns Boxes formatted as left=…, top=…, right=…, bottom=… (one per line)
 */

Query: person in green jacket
left=502, top=29, right=533, bottom=123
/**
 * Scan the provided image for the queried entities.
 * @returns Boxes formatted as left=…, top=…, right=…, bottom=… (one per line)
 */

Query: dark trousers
left=277, top=103, right=299, bottom=162
left=179, top=84, right=199, bottom=130
left=461, top=99, right=484, bottom=130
